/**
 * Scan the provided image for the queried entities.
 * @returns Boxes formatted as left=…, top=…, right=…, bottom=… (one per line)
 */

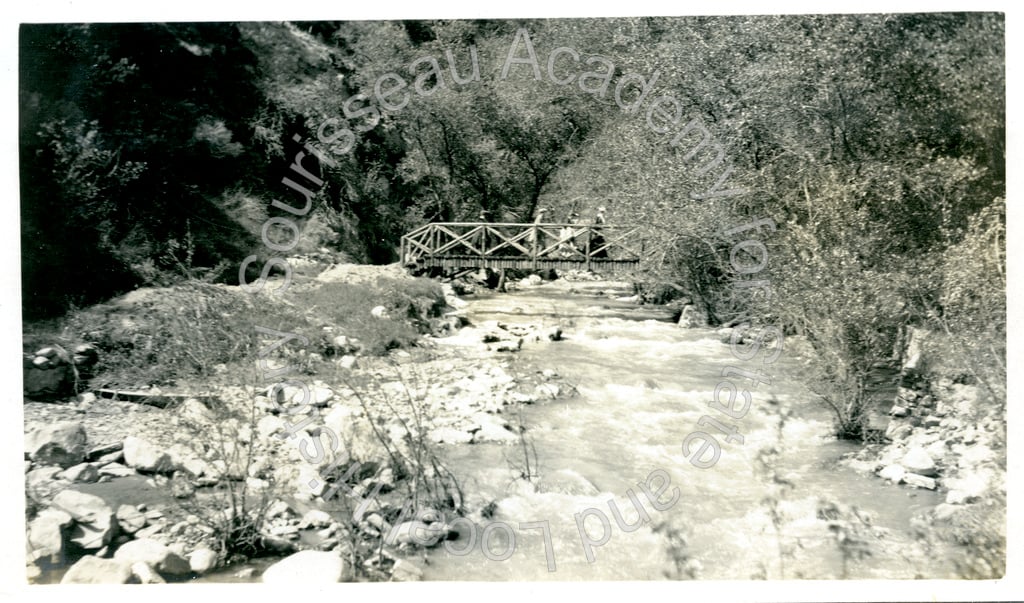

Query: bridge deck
left=400, top=222, right=644, bottom=273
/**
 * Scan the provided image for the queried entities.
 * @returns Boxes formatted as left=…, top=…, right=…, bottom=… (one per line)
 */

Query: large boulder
left=23, top=351, right=75, bottom=400
left=901, top=447, right=938, bottom=477
left=26, top=466, right=65, bottom=498
left=122, top=436, right=174, bottom=473
left=113, top=538, right=191, bottom=576
left=51, top=490, right=117, bottom=550
left=261, top=550, right=347, bottom=584
left=27, top=509, right=73, bottom=564
left=188, top=547, right=219, bottom=575
left=60, top=555, right=133, bottom=584
left=25, top=422, right=88, bottom=468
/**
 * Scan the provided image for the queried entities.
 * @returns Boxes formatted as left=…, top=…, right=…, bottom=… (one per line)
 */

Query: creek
left=421, top=280, right=956, bottom=580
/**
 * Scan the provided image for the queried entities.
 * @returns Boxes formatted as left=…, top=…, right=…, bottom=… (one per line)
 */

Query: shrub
left=297, top=276, right=445, bottom=356
left=63, top=281, right=312, bottom=388
left=161, top=387, right=283, bottom=560
left=56, top=273, right=447, bottom=389
left=926, top=197, right=1006, bottom=412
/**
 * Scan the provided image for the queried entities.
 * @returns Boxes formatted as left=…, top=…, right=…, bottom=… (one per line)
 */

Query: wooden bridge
left=400, top=222, right=644, bottom=273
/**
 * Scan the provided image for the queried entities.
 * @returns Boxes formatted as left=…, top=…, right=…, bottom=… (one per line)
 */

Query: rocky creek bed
left=23, top=274, right=1006, bottom=583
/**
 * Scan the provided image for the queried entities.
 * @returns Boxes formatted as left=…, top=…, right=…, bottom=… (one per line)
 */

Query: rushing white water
left=423, top=282, right=955, bottom=580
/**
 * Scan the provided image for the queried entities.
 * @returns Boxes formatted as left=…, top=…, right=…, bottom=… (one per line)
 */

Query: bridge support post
left=531, top=224, right=538, bottom=271
left=585, top=229, right=592, bottom=272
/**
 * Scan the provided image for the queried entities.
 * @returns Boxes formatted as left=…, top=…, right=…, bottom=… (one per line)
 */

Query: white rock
left=388, top=519, right=449, bottom=547
left=390, top=558, right=424, bottom=581
left=429, top=427, right=474, bottom=445
left=246, top=477, right=270, bottom=492
left=188, top=548, right=219, bottom=574
left=901, top=447, right=938, bottom=477
left=339, top=355, right=358, bottom=370
left=313, top=385, right=334, bottom=406
left=943, top=472, right=991, bottom=501
left=510, top=392, right=536, bottom=404
left=98, top=462, right=136, bottom=477
left=877, top=464, right=906, bottom=482
left=299, top=509, right=333, bottom=529
left=370, top=305, right=388, bottom=319
left=180, top=457, right=210, bottom=479
left=677, top=305, right=708, bottom=328
left=130, top=561, right=166, bottom=584
left=945, top=489, right=974, bottom=505
left=60, top=556, right=132, bottom=584
left=261, top=550, right=346, bottom=584
left=114, top=538, right=191, bottom=575
left=265, top=499, right=292, bottom=519
left=123, top=436, right=174, bottom=473
left=257, top=415, right=287, bottom=441
left=472, top=415, right=519, bottom=444
left=903, top=473, right=937, bottom=490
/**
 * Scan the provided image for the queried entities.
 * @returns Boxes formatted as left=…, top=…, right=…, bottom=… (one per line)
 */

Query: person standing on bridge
left=474, top=210, right=490, bottom=256
left=591, top=206, right=608, bottom=259
left=528, top=207, right=547, bottom=257
left=559, top=211, right=581, bottom=258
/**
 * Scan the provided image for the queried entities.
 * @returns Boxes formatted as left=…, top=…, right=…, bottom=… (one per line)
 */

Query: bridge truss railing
left=401, top=222, right=644, bottom=272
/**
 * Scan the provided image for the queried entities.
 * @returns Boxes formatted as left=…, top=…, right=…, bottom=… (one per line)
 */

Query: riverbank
left=23, top=269, right=1004, bottom=582
left=23, top=266, right=596, bottom=583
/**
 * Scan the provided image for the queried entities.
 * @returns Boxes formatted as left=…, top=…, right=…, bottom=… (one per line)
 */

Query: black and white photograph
left=11, top=3, right=1015, bottom=598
